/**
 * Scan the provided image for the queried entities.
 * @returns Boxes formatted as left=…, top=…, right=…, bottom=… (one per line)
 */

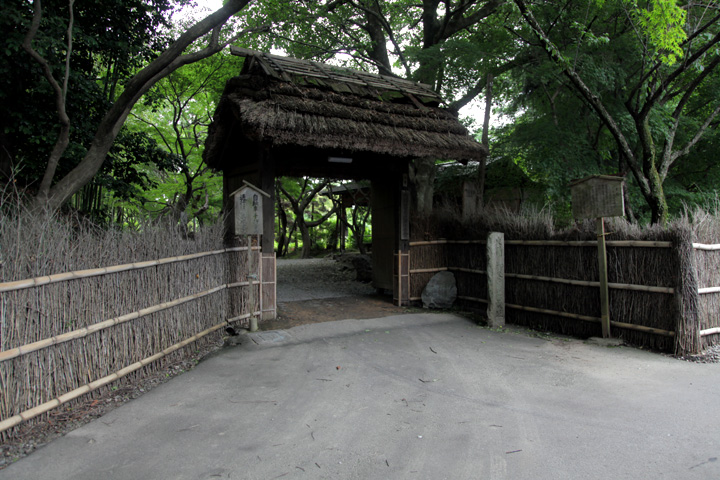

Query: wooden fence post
left=487, top=232, right=505, bottom=327
left=597, top=218, right=612, bottom=338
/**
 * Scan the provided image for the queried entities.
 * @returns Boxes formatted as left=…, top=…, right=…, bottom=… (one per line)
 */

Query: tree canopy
left=3, top=0, right=719, bottom=230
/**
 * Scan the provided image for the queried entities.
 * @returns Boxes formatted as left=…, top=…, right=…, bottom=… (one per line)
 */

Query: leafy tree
left=3, top=0, right=260, bottom=213
left=69, top=128, right=178, bottom=224
left=0, top=0, right=178, bottom=185
left=278, top=177, right=338, bottom=258
left=125, top=53, right=236, bottom=228
left=513, top=0, right=720, bottom=224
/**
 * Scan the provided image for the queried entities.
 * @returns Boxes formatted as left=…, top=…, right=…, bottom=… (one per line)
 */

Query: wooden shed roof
left=204, top=50, right=486, bottom=170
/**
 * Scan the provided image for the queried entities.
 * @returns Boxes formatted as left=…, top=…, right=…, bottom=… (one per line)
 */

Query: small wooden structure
left=570, top=174, right=625, bottom=220
left=204, top=48, right=486, bottom=307
left=230, top=181, right=269, bottom=236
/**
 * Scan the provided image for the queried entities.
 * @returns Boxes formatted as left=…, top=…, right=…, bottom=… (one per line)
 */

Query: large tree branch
left=22, top=0, right=74, bottom=199
left=670, top=55, right=720, bottom=121
left=347, top=0, right=411, bottom=77
left=448, top=52, right=533, bottom=111
left=663, top=103, right=720, bottom=178
left=513, top=0, right=649, bottom=194
left=438, top=0, right=502, bottom=42
left=305, top=204, right=339, bottom=228
left=62, top=0, right=75, bottom=102
left=640, top=27, right=720, bottom=119
left=656, top=55, right=720, bottom=179
left=481, top=73, right=493, bottom=147
left=350, top=0, right=393, bottom=75
left=628, top=12, right=720, bottom=111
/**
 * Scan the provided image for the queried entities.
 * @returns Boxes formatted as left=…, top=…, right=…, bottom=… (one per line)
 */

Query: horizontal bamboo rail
left=408, top=269, right=673, bottom=293
left=505, top=273, right=674, bottom=294
left=409, top=239, right=449, bottom=246
left=505, top=303, right=675, bottom=336
left=700, top=327, right=720, bottom=337
left=450, top=267, right=487, bottom=275
left=458, top=295, right=489, bottom=304
left=0, top=246, right=259, bottom=293
left=0, top=281, right=260, bottom=362
left=505, top=240, right=673, bottom=248
left=409, top=295, right=489, bottom=303
left=409, top=239, right=489, bottom=246
left=409, top=267, right=448, bottom=274
left=609, top=320, right=674, bottom=337
left=693, top=243, right=720, bottom=251
left=411, top=239, right=673, bottom=248
left=698, top=287, right=720, bottom=295
left=505, top=303, right=601, bottom=323
left=0, top=313, right=246, bottom=434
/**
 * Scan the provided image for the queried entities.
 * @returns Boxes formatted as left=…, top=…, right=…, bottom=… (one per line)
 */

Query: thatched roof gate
left=203, top=48, right=486, bottom=306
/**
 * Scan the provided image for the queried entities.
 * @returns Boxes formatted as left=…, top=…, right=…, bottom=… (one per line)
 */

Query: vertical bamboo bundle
left=670, top=228, right=700, bottom=355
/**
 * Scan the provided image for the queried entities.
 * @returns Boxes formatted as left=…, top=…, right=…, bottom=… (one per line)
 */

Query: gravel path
left=276, top=257, right=375, bottom=302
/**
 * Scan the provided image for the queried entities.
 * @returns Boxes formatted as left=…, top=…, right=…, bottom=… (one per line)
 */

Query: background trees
left=3, top=0, right=256, bottom=213
left=512, top=0, right=720, bottom=224
left=3, top=0, right=720, bottom=239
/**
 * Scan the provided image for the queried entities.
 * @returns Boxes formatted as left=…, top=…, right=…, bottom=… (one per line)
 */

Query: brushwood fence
left=409, top=234, right=719, bottom=355
left=0, top=237, right=273, bottom=439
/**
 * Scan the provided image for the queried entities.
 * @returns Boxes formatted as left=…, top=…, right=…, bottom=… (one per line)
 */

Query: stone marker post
left=487, top=232, right=505, bottom=327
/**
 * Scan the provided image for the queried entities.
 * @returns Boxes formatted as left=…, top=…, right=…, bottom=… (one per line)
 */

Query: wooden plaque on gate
left=230, top=182, right=270, bottom=235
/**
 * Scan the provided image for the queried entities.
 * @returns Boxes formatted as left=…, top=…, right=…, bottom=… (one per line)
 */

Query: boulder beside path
left=422, top=271, right=457, bottom=309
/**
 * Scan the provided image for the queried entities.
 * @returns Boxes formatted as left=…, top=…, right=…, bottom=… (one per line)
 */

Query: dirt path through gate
left=263, top=257, right=406, bottom=330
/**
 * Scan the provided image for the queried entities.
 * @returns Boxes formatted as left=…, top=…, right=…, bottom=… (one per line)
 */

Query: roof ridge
left=230, top=46, right=440, bottom=103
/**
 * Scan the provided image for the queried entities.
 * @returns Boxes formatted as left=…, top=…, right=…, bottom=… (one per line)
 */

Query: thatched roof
left=204, top=49, right=487, bottom=170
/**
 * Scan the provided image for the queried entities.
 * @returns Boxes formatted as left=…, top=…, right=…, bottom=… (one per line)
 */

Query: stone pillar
left=486, top=232, right=505, bottom=327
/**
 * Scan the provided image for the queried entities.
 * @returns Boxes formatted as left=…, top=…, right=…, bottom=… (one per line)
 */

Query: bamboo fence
left=409, top=233, right=718, bottom=354
left=0, top=220, right=266, bottom=438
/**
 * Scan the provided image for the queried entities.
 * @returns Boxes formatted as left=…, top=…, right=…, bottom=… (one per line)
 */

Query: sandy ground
left=263, top=257, right=406, bottom=331
left=276, top=257, right=376, bottom=302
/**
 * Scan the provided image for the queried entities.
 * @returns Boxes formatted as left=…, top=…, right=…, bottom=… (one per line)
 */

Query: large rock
left=422, top=271, right=457, bottom=309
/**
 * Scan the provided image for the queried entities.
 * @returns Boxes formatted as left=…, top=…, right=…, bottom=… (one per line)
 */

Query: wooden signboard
left=569, top=174, right=625, bottom=339
left=570, top=175, right=625, bottom=220
left=230, top=182, right=270, bottom=236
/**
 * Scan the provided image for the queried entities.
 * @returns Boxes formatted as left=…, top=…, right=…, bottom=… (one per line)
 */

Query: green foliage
left=634, top=0, right=687, bottom=64
left=0, top=0, right=179, bottom=188
left=503, top=0, right=720, bottom=223
left=120, top=53, right=240, bottom=226
left=3, top=0, right=718, bottom=228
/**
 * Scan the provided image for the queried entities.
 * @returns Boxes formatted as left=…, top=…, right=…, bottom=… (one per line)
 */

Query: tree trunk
left=645, top=169, right=669, bottom=225
left=299, top=219, right=312, bottom=259
left=277, top=197, right=289, bottom=257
